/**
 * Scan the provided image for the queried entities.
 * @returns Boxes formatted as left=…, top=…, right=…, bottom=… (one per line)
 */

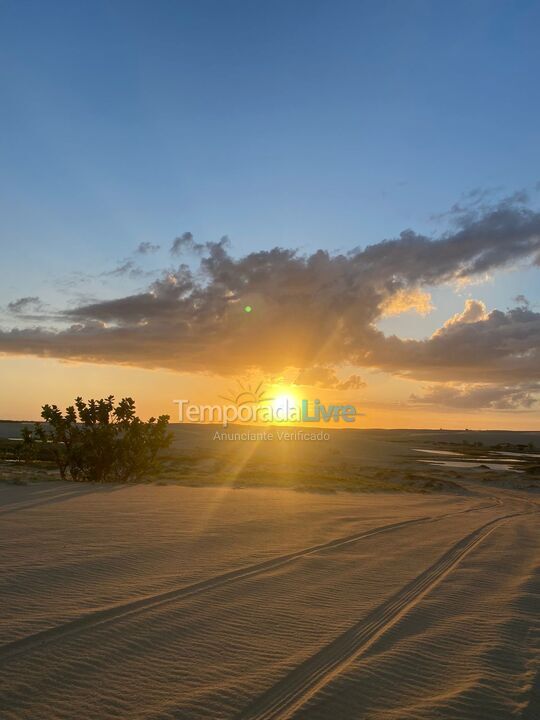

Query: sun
left=270, top=389, right=300, bottom=422
left=272, top=394, right=294, bottom=412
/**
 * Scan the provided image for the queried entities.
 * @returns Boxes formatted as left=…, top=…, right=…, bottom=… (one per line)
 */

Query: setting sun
left=270, top=390, right=300, bottom=422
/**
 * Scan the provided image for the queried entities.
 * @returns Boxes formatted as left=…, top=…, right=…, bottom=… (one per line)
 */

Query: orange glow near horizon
left=1, top=355, right=540, bottom=431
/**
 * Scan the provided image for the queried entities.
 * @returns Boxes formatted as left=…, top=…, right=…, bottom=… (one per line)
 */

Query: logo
left=174, top=380, right=359, bottom=427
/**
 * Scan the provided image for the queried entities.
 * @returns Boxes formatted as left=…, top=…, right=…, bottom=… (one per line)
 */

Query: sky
left=1, top=0, right=539, bottom=428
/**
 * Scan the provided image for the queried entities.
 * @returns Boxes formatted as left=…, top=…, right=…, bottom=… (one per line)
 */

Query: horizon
left=2, top=419, right=540, bottom=435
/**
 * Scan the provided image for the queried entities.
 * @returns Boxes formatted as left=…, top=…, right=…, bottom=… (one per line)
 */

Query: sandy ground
left=0, top=481, right=538, bottom=719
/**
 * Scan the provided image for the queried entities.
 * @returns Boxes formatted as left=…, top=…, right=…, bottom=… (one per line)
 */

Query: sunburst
left=219, top=380, right=272, bottom=407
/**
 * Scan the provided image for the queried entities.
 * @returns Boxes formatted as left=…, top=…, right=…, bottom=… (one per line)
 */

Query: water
left=418, top=459, right=521, bottom=472
left=413, top=448, right=463, bottom=456
left=492, top=450, right=540, bottom=458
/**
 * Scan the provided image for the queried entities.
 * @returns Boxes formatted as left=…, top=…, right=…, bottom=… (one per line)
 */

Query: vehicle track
left=0, top=497, right=503, bottom=663
left=236, top=510, right=529, bottom=720
left=0, top=487, right=99, bottom=516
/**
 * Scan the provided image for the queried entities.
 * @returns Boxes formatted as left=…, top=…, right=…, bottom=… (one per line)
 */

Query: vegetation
left=21, top=397, right=172, bottom=483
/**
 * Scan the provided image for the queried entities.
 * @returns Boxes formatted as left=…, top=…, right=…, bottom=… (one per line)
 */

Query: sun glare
left=270, top=390, right=300, bottom=421
left=272, top=394, right=293, bottom=412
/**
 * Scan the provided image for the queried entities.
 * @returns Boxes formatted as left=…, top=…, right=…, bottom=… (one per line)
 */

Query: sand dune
left=238, top=513, right=532, bottom=719
left=288, top=516, right=539, bottom=720
left=0, top=482, right=538, bottom=719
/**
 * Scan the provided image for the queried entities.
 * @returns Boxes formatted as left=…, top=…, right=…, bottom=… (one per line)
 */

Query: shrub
left=22, top=397, right=172, bottom=483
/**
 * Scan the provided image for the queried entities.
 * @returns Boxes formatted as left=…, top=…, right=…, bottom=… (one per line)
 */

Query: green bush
left=22, top=397, right=172, bottom=483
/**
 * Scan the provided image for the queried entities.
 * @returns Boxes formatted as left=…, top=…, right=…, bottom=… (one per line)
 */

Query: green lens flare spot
left=243, top=305, right=253, bottom=313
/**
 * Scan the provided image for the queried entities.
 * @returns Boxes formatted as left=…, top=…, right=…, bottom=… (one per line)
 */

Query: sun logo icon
left=219, top=380, right=272, bottom=407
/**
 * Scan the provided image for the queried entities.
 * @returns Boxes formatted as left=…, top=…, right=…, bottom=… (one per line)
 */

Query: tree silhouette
left=22, top=397, right=172, bottom=483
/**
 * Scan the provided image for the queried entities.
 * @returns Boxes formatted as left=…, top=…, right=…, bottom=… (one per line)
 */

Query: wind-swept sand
left=0, top=481, right=538, bottom=719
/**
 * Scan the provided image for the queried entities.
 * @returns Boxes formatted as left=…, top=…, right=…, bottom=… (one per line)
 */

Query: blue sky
left=2, top=0, right=539, bottom=289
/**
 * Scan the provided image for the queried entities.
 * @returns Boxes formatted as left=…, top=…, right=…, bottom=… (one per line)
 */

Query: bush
left=22, top=397, right=172, bottom=483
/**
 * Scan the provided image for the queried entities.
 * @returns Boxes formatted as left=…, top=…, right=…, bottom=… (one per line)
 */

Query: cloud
left=7, top=296, right=42, bottom=314
left=170, top=232, right=206, bottom=256
left=100, top=261, right=151, bottom=279
left=294, top=366, right=366, bottom=391
left=513, top=294, right=529, bottom=308
left=0, top=198, right=539, bottom=405
left=357, top=202, right=540, bottom=283
left=380, top=288, right=434, bottom=317
left=430, top=187, right=528, bottom=228
left=136, top=242, right=160, bottom=254
left=436, top=299, right=488, bottom=333
left=410, top=382, right=539, bottom=410
left=369, top=304, right=540, bottom=383
left=336, top=374, right=366, bottom=391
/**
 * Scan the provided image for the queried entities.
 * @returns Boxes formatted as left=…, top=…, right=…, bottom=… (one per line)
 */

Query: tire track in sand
left=0, top=498, right=503, bottom=663
left=236, top=510, right=527, bottom=720
left=0, top=486, right=107, bottom=516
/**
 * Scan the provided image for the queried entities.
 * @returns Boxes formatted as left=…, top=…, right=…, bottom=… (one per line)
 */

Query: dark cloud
left=369, top=306, right=540, bottom=383
left=7, top=296, right=42, bottom=313
left=136, top=242, right=160, bottom=255
left=170, top=232, right=206, bottom=256
left=513, top=294, right=529, bottom=308
left=1, top=199, right=540, bottom=406
left=101, top=261, right=150, bottom=279
left=358, top=203, right=540, bottom=283
left=430, top=187, right=527, bottom=227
